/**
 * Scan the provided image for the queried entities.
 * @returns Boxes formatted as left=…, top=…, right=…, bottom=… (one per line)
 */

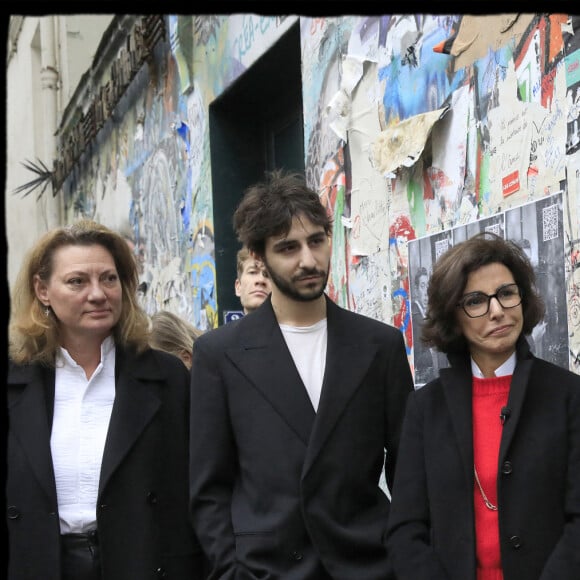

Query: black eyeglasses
left=457, top=283, right=522, bottom=318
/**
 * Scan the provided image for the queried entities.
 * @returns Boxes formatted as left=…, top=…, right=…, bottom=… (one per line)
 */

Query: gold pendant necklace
left=474, top=466, right=498, bottom=511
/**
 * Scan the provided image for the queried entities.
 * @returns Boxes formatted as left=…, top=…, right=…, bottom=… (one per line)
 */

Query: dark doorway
left=209, top=21, right=304, bottom=325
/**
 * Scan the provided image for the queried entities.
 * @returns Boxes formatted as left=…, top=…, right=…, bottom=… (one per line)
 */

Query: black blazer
left=189, top=295, right=414, bottom=579
left=386, top=338, right=580, bottom=580
left=7, top=346, right=206, bottom=580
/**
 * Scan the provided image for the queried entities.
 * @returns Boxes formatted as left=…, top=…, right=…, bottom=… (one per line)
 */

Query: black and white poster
left=408, top=192, right=567, bottom=388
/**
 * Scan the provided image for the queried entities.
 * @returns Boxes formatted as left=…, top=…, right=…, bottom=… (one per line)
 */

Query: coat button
left=6, top=506, right=20, bottom=520
left=155, top=567, right=167, bottom=578
left=146, top=492, right=158, bottom=505
left=291, top=550, right=303, bottom=561
left=509, top=535, right=522, bottom=548
left=501, top=461, right=513, bottom=475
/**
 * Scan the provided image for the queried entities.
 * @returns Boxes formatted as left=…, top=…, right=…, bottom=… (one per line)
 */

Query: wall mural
left=300, top=14, right=578, bottom=379
left=57, top=13, right=579, bottom=379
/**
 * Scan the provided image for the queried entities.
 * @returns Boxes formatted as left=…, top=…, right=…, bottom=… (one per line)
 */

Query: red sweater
left=472, top=375, right=511, bottom=580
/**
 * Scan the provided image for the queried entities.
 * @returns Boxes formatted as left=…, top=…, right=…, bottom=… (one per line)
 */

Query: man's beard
left=264, top=259, right=329, bottom=302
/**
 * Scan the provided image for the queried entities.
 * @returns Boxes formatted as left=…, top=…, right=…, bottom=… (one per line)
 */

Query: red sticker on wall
left=502, top=170, right=520, bottom=196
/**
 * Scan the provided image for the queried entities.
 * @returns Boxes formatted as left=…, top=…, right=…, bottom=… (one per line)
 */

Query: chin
left=85, top=322, right=116, bottom=334
left=297, top=287, right=325, bottom=301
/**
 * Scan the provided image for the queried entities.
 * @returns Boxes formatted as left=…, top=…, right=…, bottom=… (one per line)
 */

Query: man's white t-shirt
left=279, top=318, right=327, bottom=411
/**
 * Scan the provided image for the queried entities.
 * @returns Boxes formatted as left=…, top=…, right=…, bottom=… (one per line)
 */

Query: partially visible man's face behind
left=235, top=258, right=271, bottom=313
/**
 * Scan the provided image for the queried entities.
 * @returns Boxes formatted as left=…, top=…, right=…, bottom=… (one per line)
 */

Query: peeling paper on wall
left=341, top=55, right=365, bottom=93
left=348, top=60, right=391, bottom=257
left=450, top=13, right=536, bottom=71
left=326, top=55, right=365, bottom=141
left=371, top=105, right=450, bottom=177
left=327, top=89, right=351, bottom=142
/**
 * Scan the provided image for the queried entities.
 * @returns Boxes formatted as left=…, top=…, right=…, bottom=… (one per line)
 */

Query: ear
left=180, top=350, right=192, bottom=370
left=33, top=274, right=50, bottom=305
left=234, top=278, right=242, bottom=297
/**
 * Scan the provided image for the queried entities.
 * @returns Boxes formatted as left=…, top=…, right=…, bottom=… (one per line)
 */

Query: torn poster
left=371, top=105, right=450, bottom=177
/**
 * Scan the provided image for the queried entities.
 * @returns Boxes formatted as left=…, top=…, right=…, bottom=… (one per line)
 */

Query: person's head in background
left=235, top=246, right=271, bottom=314
left=414, top=266, right=429, bottom=311
left=150, top=310, right=203, bottom=369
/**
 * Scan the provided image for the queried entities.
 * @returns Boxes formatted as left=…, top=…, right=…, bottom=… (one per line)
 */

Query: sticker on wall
left=224, top=310, right=244, bottom=324
left=502, top=170, right=520, bottom=196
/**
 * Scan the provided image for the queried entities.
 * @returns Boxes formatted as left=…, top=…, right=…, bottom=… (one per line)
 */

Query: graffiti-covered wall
left=56, top=13, right=580, bottom=383
left=60, top=15, right=295, bottom=331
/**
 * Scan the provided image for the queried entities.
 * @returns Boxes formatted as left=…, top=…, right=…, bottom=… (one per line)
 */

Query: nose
left=488, top=296, right=504, bottom=317
left=88, top=281, right=107, bottom=301
left=298, top=246, right=317, bottom=269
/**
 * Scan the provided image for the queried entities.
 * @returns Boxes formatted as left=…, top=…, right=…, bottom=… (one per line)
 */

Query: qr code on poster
left=542, top=204, right=559, bottom=241
left=435, top=238, right=450, bottom=261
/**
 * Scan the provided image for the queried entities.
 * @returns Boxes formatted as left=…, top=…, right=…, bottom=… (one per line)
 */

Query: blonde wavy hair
left=9, top=219, right=151, bottom=365
left=150, top=310, right=203, bottom=368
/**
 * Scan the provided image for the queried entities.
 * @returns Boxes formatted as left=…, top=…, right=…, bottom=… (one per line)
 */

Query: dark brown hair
left=233, top=169, right=332, bottom=258
left=422, top=232, right=545, bottom=355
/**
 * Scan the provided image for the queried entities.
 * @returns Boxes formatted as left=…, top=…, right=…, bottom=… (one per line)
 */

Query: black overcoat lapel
left=499, top=339, right=534, bottom=461
left=225, top=300, right=316, bottom=446
left=440, top=359, right=474, bottom=485
left=98, top=349, right=162, bottom=494
left=302, top=298, right=380, bottom=477
left=8, top=363, right=57, bottom=503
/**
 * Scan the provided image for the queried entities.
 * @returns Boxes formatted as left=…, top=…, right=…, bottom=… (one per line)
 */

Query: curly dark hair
left=422, top=232, right=545, bottom=355
left=233, top=170, right=332, bottom=258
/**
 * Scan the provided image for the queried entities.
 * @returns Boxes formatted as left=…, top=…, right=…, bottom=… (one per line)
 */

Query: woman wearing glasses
left=386, top=232, right=580, bottom=580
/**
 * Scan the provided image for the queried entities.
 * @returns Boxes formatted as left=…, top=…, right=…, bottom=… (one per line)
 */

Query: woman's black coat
left=7, top=346, right=206, bottom=580
left=386, top=338, right=580, bottom=580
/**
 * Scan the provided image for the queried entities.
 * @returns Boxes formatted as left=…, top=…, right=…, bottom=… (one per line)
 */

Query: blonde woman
left=7, top=219, right=207, bottom=580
